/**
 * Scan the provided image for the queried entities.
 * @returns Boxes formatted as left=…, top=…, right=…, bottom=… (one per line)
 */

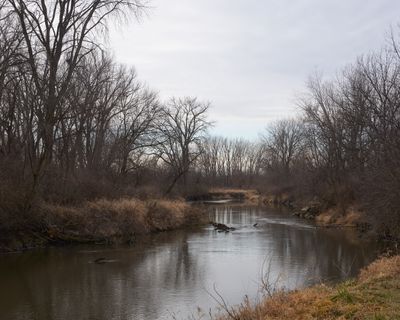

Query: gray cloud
left=109, top=0, right=400, bottom=138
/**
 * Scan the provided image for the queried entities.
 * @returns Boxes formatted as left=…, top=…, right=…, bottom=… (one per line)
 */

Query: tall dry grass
left=359, top=255, right=400, bottom=283
left=0, top=198, right=205, bottom=252
left=39, top=198, right=205, bottom=243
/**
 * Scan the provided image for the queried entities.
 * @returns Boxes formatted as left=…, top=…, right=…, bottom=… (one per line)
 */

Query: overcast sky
left=109, top=0, right=400, bottom=139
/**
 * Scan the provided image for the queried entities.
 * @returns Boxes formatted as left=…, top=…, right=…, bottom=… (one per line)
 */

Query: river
left=0, top=204, right=380, bottom=320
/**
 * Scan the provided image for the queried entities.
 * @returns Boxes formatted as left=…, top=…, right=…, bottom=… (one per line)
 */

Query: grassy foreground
left=0, top=198, right=206, bottom=252
left=216, top=255, right=400, bottom=320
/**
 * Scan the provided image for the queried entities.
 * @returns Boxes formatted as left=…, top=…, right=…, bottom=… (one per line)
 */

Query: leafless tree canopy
left=261, top=119, right=305, bottom=176
left=156, top=97, right=211, bottom=194
left=0, top=0, right=216, bottom=207
left=0, top=1, right=399, bottom=236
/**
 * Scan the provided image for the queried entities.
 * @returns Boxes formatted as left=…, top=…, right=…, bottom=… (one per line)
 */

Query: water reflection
left=0, top=205, right=380, bottom=320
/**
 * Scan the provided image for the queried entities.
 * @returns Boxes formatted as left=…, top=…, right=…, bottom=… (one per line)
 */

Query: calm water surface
left=0, top=205, right=380, bottom=320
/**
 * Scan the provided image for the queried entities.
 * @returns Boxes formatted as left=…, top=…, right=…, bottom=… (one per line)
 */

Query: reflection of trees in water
left=0, top=206, right=380, bottom=320
left=211, top=205, right=379, bottom=290
left=0, top=230, right=206, bottom=320
left=171, top=233, right=192, bottom=285
left=122, top=231, right=205, bottom=319
left=209, top=205, right=260, bottom=226
left=264, top=223, right=379, bottom=287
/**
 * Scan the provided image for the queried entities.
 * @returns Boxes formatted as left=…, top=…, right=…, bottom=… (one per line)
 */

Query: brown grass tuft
left=316, top=206, right=364, bottom=227
left=359, top=255, right=400, bottom=283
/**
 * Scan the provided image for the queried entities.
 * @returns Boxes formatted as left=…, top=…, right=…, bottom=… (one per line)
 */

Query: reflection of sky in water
left=0, top=205, right=380, bottom=320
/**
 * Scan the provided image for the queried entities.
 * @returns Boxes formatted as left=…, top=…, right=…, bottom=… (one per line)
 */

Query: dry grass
left=359, top=255, right=400, bottom=283
left=316, top=206, right=365, bottom=227
left=208, top=189, right=261, bottom=203
left=216, top=255, right=400, bottom=320
left=39, top=198, right=205, bottom=243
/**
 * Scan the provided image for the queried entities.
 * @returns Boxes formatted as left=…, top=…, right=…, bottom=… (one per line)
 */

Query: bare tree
left=112, top=85, right=161, bottom=176
left=156, top=97, right=211, bottom=194
left=5, top=0, right=147, bottom=203
left=197, top=136, right=264, bottom=188
left=261, top=119, right=305, bottom=176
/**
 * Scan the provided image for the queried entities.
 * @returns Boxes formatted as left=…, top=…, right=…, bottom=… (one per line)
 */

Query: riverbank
left=187, top=188, right=262, bottom=204
left=198, top=188, right=399, bottom=244
left=261, top=192, right=387, bottom=235
left=216, top=255, right=400, bottom=320
left=190, top=188, right=366, bottom=227
left=187, top=188, right=367, bottom=228
left=0, top=198, right=206, bottom=253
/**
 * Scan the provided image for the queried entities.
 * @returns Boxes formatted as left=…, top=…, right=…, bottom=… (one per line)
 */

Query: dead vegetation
left=359, top=255, right=400, bottom=283
left=215, top=255, right=400, bottom=320
left=0, top=198, right=206, bottom=252
left=1, top=0, right=400, bottom=244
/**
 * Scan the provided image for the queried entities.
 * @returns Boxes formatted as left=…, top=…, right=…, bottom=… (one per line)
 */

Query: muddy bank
left=0, top=198, right=207, bottom=253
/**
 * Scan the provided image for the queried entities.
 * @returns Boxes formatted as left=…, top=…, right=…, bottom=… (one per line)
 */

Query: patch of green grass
left=372, top=314, right=387, bottom=320
left=331, top=287, right=355, bottom=304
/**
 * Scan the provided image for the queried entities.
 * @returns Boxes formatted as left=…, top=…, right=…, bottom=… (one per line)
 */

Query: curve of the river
left=0, top=205, right=380, bottom=320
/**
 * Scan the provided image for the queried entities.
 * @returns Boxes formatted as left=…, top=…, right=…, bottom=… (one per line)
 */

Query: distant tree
left=261, top=119, right=305, bottom=176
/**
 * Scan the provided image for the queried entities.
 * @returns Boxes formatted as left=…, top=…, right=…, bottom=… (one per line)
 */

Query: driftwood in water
left=210, top=222, right=236, bottom=232
left=94, top=257, right=107, bottom=264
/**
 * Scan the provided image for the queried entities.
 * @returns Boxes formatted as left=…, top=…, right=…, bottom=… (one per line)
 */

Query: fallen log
left=210, top=222, right=236, bottom=232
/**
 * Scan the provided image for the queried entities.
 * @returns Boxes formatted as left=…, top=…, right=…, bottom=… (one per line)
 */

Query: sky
left=109, top=0, right=400, bottom=139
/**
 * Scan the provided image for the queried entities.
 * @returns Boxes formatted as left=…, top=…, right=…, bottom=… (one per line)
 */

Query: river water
left=0, top=204, right=380, bottom=320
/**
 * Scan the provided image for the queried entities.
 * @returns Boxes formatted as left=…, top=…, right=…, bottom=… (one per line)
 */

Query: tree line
left=0, top=1, right=399, bottom=235
left=198, top=36, right=400, bottom=234
left=0, top=0, right=213, bottom=211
